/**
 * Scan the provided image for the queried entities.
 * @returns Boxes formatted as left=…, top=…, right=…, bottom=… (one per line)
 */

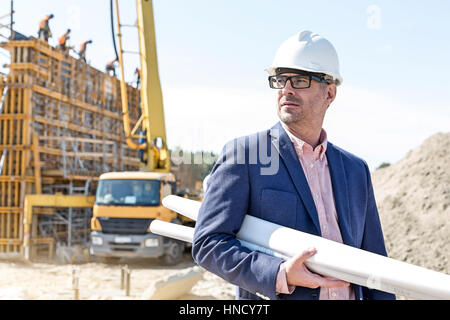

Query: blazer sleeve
left=192, top=140, right=284, bottom=300
left=360, top=161, right=396, bottom=300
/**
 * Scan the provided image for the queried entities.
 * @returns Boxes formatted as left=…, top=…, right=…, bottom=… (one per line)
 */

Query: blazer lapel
left=269, top=123, right=321, bottom=235
left=325, top=142, right=355, bottom=247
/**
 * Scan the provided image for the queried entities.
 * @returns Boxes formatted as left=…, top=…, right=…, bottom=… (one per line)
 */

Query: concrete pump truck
left=90, top=0, right=190, bottom=265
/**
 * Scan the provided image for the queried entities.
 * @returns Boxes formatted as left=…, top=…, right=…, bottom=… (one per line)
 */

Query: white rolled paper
left=238, top=215, right=450, bottom=299
left=162, top=195, right=201, bottom=221
left=150, top=219, right=194, bottom=243
left=160, top=195, right=450, bottom=300
left=150, top=219, right=289, bottom=260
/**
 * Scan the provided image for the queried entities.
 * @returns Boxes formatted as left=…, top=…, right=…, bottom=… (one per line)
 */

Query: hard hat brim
left=265, top=65, right=342, bottom=86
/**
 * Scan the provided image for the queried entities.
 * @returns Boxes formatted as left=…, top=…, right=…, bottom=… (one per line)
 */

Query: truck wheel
left=160, top=239, right=185, bottom=265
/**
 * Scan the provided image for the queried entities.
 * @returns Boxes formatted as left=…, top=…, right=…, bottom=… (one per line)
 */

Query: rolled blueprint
left=158, top=195, right=450, bottom=300
left=150, top=219, right=288, bottom=259
left=150, top=219, right=194, bottom=243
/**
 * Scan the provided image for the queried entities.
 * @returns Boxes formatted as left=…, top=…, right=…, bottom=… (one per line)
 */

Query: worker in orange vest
left=106, top=58, right=118, bottom=77
left=38, top=14, right=54, bottom=42
left=79, top=40, right=93, bottom=62
left=58, top=29, right=71, bottom=51
left=134, top=67, right=141, bottom=88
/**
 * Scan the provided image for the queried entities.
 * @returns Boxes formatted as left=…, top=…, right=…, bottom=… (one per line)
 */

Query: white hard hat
left=266, top=30, right=343, bottom=86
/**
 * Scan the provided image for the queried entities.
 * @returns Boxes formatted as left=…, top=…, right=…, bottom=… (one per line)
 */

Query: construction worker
left=38, top=14, right=54, bottom=42
left=134, top=67, right=141, bottom=88
left=106, top=58, right=118, bottom=77
left=192, top=30, right=396, bottom=301
left=79, top=40, right=93, bottom=62
left=58, top=29, right=71, bottom=51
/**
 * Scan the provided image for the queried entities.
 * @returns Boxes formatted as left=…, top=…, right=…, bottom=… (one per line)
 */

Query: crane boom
left=114, top=0, right=170, bottom=172
left=90, top=0, right=184, bottom=266
left=136, top=0, right=170, bottom=173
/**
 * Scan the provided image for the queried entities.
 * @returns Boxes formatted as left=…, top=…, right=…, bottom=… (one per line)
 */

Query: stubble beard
left=278, top=104, right=303, bottom=125
left=278, top=92, right=328, bottom=126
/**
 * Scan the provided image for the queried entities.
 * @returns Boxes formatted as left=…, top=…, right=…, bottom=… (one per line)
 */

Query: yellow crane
left=89, top=0, right=188, bottom=265
left=116, top=0, right=170, bottom=172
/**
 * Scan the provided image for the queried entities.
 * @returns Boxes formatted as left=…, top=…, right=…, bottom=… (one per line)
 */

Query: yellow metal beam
left=9, top=63, right=49, bottom=77
left=32, top=85, right=123, bottom=120
left=136, top=0, right=170, bottom=172
left=23, top=194, right=95, bottom=260
left=32, top=133, right=42, bottom=194
left=2, top=39, right=66, bottom=61
left=114, top=0, right=145, bottom=151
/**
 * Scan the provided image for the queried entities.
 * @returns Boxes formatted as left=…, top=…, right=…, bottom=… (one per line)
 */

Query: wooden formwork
left=0, top=38, right=141, bottom=256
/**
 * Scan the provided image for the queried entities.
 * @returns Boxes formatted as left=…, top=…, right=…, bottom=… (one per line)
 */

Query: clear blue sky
left=1, top=0, right=449, bottom=170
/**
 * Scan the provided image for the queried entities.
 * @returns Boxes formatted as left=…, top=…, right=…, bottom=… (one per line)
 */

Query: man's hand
left=284, top=247, right=350, bottom=289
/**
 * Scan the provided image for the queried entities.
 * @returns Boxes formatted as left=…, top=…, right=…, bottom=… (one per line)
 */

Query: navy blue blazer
left=192, top=122, right=395, bottom=300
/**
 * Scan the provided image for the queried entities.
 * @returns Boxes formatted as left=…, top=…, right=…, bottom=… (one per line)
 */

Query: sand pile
left=372, top=132, right=450, bottom=274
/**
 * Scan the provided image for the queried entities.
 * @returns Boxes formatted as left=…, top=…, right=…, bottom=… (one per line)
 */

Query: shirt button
left=315, top=193, right=320, bottom=199
left=309, top=163, right=314, bottom=168
left=322, top=225, right=327, bottom=230
left=331, top=292, right=337, bottom=298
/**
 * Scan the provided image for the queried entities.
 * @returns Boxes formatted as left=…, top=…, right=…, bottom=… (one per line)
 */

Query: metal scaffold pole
left=10, top=0, right=14, bottom=40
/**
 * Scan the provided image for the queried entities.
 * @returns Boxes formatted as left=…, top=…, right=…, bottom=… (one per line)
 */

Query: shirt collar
left=282, top=124, right=328, bottom=161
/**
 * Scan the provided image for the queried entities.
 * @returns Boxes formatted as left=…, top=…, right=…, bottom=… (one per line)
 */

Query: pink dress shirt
left=275, top=126, right=355, bottom=300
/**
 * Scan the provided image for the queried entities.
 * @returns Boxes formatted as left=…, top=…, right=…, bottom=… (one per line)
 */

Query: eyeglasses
left=268, top=74, right=329, bottom=89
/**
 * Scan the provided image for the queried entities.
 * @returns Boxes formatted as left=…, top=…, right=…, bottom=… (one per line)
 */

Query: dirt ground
left=0, top=252, right=235, bottom=300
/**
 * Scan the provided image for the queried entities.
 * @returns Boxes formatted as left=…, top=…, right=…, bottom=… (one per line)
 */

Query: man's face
left=276, top=73, right=335, bottom=126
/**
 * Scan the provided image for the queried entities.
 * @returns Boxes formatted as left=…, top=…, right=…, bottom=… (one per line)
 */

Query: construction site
left=0, top=0, right=156, bottom=260
left=0, top=0, right=223, bottom=300
left=0, top=1, right=448, bottom=301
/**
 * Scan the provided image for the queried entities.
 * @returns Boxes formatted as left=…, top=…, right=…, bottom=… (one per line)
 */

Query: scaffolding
left=0, top=37, right=141, bottom=259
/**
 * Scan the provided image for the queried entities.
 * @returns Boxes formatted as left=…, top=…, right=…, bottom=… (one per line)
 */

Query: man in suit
left=192, top=30, right=395, bottom=300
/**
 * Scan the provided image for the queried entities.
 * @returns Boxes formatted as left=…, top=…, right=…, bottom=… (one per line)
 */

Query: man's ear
left=327, top=84, right=337, bottom=107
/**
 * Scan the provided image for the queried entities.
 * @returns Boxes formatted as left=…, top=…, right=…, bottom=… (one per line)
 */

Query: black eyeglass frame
left=268, top=74, right=330, bottom=89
